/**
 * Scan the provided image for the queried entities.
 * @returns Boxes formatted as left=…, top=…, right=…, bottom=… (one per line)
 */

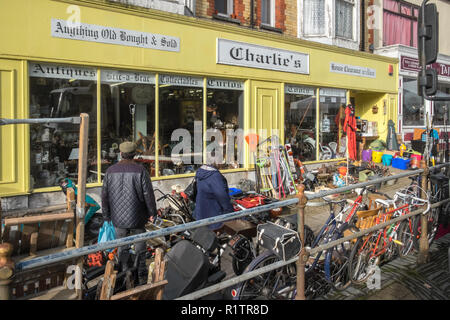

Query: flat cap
left=119, top=141, right=137, bottom=153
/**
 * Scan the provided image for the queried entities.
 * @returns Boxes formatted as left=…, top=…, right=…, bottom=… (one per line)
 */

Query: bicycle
left=404, top=173, right=441, bottom=251
left=232, top=186, right=382, bottom=299
left=347, top=187, right=430, bottom=284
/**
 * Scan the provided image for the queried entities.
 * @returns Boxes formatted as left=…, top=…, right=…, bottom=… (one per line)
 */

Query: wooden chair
left=100, top=247, right=167, bottom=300
left=1, top=189, right=76, bottom=257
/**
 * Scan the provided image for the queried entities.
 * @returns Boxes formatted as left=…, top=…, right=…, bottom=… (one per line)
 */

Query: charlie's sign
left=217, top=39, right=309, bottom=74
left=51, top=19, right=180, bottom=52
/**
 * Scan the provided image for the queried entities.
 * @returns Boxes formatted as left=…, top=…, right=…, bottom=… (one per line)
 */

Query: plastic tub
left=372, top=151, right=383, bottom=163
left=362, top=149, right=372, bottom=162
left=382, top=154, right=393, bottom=166
left=392, top=157, right=410, bottom=170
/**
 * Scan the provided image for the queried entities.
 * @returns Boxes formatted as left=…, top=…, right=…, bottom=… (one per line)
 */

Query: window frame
left=215, top=0, right=234, bottom=17
left=334, top=0, right=355, bottom=40
left=383, top=0, right=420, bottom=48
left=261, top=0, right=276, bottom=27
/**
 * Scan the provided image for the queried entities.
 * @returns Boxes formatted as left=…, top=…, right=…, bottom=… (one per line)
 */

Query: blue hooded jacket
left=193, top=165, right=234, bottom=230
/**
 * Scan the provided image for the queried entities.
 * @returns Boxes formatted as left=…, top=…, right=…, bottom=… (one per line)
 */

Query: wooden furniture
left=1, top=189, right=76, bottom=257
left=101, top=247, right=167, bottom=300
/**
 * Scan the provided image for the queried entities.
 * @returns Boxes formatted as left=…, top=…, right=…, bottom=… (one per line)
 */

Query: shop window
left=207, top=78, right=244, bottom=169
left=318, top=88, right=347, bottom=160
left=284, top=85, right=317, bottom=162
left=29, top=62, right=98, bottom=189
left=100, top=69, right=156, bottom=176
left=303, top=0, right=325, bottom=35
left=159, top=74, right=203, bottom=176
left=403, top=78, right=424, bottom=126
left=432, top=84, right=450, bottom=126
left=335, top=0, right=354, bottom=39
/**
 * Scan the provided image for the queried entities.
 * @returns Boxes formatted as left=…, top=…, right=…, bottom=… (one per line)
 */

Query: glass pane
left=403, top=78, right=424, bottom=126
left=319, top=89, right=347, bottom=160
left=336, top=0, right=353, bottom=39
left=304, top=0, right=325, bottom=35
left=159, top=74, right=203, bottom=176
left=100, top=69, right=156, bottom=177
left=384, top=0, right=399, bottom=12
left=207, top=79, right=244, bottom=169
left=261, top=0, right=272, bottom=25
left=432, top=84, right=450, bottom=126
left=285, top=86, right=317, bottom=162
left=215, top=0, right=227, bottom=15
left=29, top=62, right=98, bottom=188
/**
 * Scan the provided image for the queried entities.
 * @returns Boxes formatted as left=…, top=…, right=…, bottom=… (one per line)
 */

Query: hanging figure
left=343, top=104, right=357, bottom=161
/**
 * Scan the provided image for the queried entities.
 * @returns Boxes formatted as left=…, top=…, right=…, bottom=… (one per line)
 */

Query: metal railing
left=3, top=160, right=449, bottom=300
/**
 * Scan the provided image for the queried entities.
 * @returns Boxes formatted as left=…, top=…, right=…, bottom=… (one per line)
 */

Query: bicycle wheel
left=324, top=223, right=358, bottom=291
left=347, top=236, right=373, bottom=284
left=397, top=219, right=415, bottom=257
left=232, top=250, right=296, bottom=300
left=412, top=207, right=440, bottom=250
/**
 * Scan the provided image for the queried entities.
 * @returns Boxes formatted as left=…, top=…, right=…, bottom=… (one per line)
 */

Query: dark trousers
left=115, top=227, right=147, bottom=282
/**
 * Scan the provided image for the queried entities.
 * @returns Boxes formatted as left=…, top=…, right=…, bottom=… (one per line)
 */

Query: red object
left=245, top=133, right=260, bottom=152
left=87, top=251, right=104, bottom=267
left=338, top=167, right=347, bottom=176
left=388, top=64, right=394, bottom=76
left=235, top=196, right=266, bottom=209
left=343, top=104, right=357, bottom=161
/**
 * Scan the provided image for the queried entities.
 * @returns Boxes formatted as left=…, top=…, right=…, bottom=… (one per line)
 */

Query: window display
left=159, top=74, right=203, bottom=175
left=403, top=78, right=423, bottom=126
left=318, top=88, right=347, bottom=160
left=29, top=62, right=98, bottom=188
left=432, top=83, right=450, bottom=126
left=206, top=78, right=244, bottom=169
left=284, top=85, right=317, bottom=162
left=100, top=69, right=156, bottom=176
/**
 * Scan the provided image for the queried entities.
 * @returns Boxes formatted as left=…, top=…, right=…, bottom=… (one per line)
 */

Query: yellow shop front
left=0, top=0, right=398, bottom=197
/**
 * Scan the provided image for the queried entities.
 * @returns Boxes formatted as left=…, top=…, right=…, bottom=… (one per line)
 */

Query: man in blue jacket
left=193, top=164, right=234, bottom=231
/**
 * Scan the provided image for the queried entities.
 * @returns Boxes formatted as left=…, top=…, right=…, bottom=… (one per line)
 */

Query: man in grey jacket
left=102, top=141, right=157, bottom=284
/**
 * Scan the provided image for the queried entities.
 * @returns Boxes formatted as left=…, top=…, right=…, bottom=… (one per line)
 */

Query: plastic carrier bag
left=98, top=221, right=116, bottom=252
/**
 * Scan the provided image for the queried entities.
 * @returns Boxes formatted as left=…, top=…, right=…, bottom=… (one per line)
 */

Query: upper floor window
left=261, top=0, right=275, bottom=27
left=383, top=0, right=419, bottom=48
left=303, top=0, right=326, bottom=35
left=335, top=0, right=354, bottom=39
left=215, top=0, right=234, bottom=17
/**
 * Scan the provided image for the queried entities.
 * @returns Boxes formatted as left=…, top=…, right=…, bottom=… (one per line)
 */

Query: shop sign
left=401, top=56, right=450, bottom=77
left=207, top=78, right=244, bottom=90
left=51, top=18, right=180, bottom=52
left=329, top=62, right=376, bottom=78
left=29, top=62, right=97, bottom=80
left=319, top=88, right=347, bottom=97
left=217, top=39, right=309, bottom=75
left=285, top=85, right=315, bottom=95
left=101, top=69, right=155, bottom=84
left=159, top=74, right=203, bottom=87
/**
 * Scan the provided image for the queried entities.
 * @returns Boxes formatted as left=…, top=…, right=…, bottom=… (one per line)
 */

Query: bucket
left=362, top=149, right=372, bottom=162
left=410, top=154, right=422, bottom=162
left=381, top=154, right=393, bottom=166
left=372, top=151, right=383, bottom=163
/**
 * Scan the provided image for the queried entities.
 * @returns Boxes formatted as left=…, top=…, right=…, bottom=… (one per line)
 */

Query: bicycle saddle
left=374, top=198, right=395, bottom=208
